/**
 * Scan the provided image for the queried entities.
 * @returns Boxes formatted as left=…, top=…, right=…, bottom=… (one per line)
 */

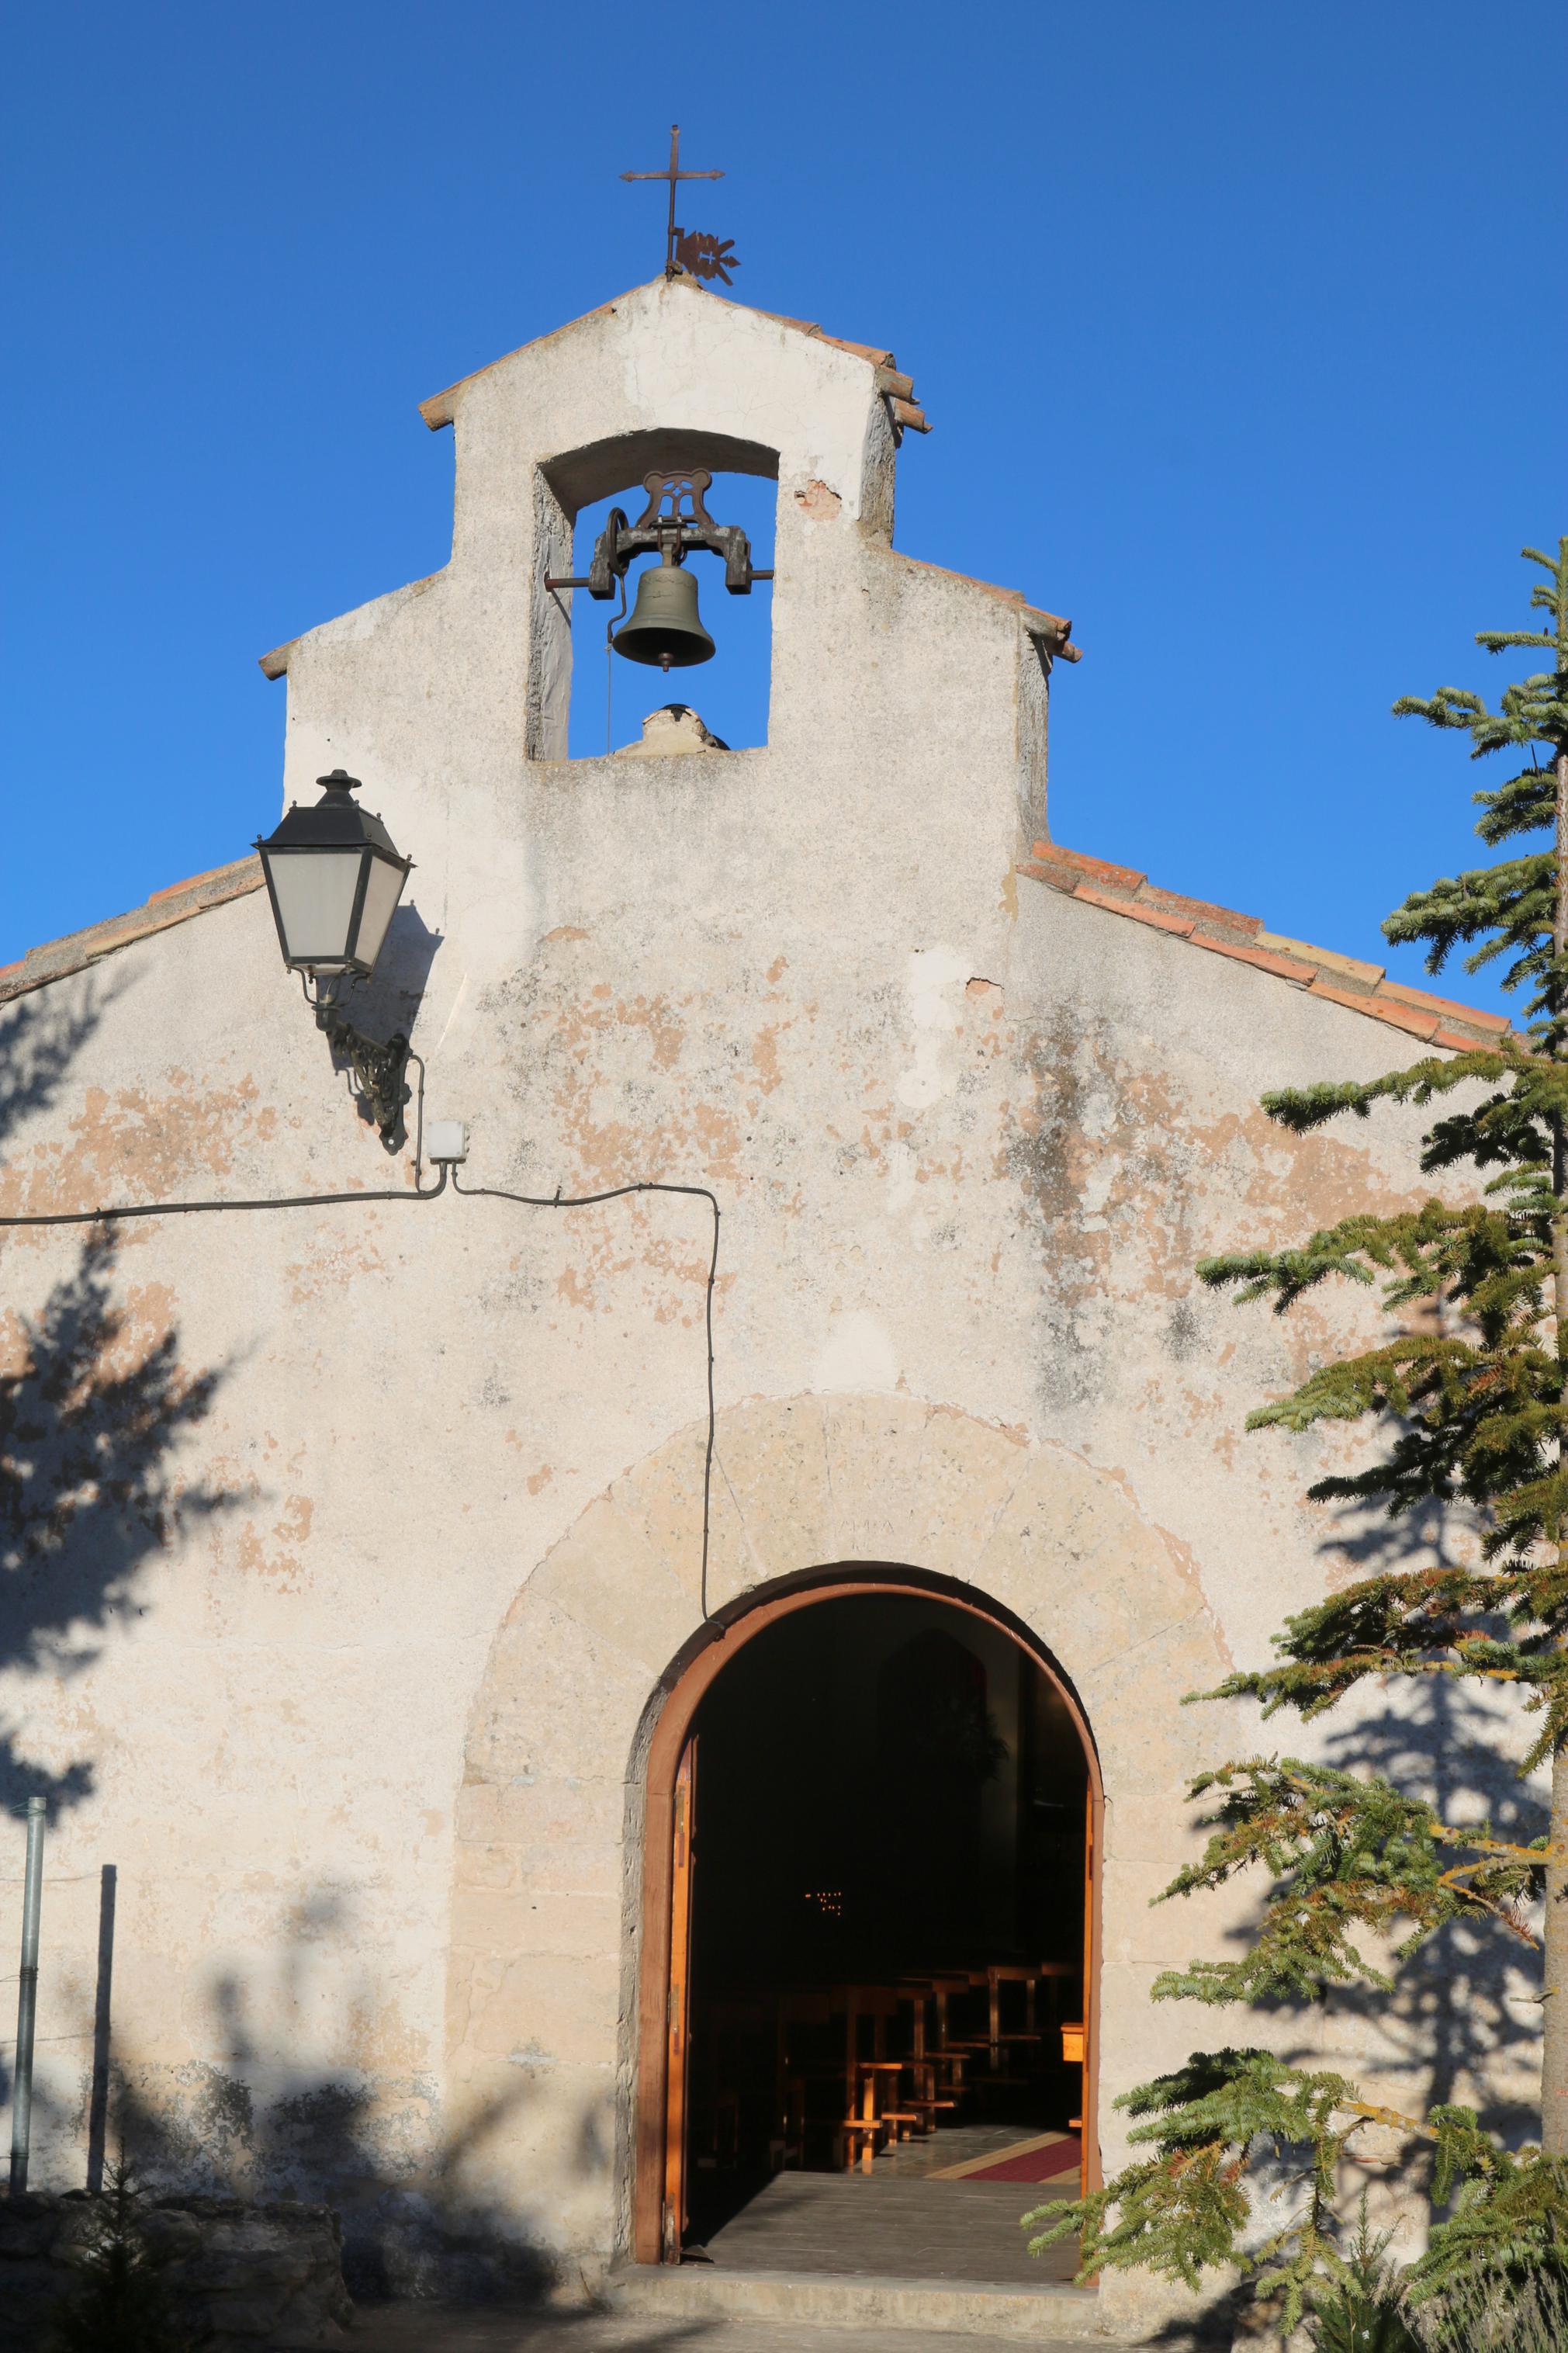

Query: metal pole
left=9, top=1796, right=46, bottom=2195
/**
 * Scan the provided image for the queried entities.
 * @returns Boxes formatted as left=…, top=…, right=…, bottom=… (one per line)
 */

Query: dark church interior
left=680, top=1593, right=1090, bottom=2247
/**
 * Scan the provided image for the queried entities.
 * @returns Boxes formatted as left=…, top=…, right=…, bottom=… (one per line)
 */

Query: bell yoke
left=544, top=466, right=774, bottom=671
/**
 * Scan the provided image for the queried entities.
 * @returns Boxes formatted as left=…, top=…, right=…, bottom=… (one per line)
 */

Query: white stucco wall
left=0, top=279, right=1542, bottom=2329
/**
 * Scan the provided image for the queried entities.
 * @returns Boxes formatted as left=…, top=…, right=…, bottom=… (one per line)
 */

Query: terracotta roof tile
left=1019, top=854, right=1092, bottom=896
left=1141, top=885, right=1262, bottom=937
left=1075, top=885, right=1194, bottom=937
left=820, top=332, right=898, bottom=368
left=0, top=856, right=265, bottom=1006
left=1352, top=993, right=1441, bottom=1041
left=1257, top=931, right=1383, bottom=988
left=1018, top=842, right=1511, bottom=1051
left=1194, top=934, right=1320, bottom=984
left=1431, top=1027, right=1501, bottom=1054
left=1030, top=842, right=1146, bottom=893
left=1379, top=978, right=1510, bottom=1032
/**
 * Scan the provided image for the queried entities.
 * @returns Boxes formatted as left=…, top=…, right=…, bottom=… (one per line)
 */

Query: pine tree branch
left=1188, top=1565, right=1568, bottom=1768
left=1147, top=1759, right=1543, bottom=2008
left=1028, top=2047, right=1567, bottom=2330
left=1044, top=544, right=1568, bottom=2318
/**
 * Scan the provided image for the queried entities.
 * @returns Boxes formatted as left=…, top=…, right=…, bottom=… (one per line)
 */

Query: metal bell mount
left=545, top=468, right=773, bottom=672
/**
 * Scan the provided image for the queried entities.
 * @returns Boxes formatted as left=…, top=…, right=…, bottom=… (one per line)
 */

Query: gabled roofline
left=897, top=556, right=1080, bottom=660
left=1018, top=843, right=1512, bottom=1049
left=416, top=275, right=929, bottom=434
left=0, top=857, right=264, bottom=1007
left=2, top=834, right=1508, bottom=1054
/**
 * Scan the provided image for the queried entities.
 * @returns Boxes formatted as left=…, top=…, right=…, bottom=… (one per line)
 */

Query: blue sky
left=4, top=2, right=1562, bottom=1016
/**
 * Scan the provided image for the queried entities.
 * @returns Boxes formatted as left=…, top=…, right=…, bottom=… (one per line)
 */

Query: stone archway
left=447, top=1393, right=1231, bottom=2286
left=633, top=1565, right=1105, bottom=2263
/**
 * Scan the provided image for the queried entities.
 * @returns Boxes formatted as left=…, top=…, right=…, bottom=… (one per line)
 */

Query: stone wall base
left=0, top=2192, right=353, bottom=2351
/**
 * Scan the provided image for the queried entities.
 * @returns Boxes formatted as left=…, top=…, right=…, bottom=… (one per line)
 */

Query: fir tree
left=48, top=2161, right=196, bottom=2353
left=1026, top=542, right=1568, bottom=2335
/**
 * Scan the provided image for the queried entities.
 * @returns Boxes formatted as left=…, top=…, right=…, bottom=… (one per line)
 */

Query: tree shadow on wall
left=89, top=1886, right=611, bottom=2307
left=2, top=979, right=238, bottom=1819
left=1124, top=1492, right=1549, bottom=2351
left=0, top=982, right=118, bottom=1144
left=1295, top=1491, right=1547, bottom=2144
left=0, top=1222, right=237, bottom=1818
left=1154, top=1480, right=1546, bottom=2154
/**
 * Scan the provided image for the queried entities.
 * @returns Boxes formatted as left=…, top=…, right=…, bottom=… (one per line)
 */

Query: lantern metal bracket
left=301, top=976, right=410, bottom=1147
left=545, top=469, right=774, bottom=599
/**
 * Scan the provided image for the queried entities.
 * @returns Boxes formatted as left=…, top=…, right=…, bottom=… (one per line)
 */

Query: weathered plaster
left=0, top=278, right=1543, bottom=2320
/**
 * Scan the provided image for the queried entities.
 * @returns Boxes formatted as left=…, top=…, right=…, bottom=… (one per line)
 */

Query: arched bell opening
left=630, top=1568, right=1103, bottom=2278
left=531, top=431, right=780, bottom=763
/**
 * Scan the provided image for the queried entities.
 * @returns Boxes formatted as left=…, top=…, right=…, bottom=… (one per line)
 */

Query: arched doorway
left=632, top=1570, right=1102, bottom=2269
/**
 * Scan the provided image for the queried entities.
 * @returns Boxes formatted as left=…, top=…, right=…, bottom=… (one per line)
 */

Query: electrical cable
left=0, top=1142, right=722, bottom=1616
left=451, top=1169, right=721, bottom=1619
left=0, top=1034, right=437, bottom=1222
left=0, top=1168, right=450, bottom=1225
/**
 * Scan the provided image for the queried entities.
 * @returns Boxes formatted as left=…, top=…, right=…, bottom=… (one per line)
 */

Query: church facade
left=0, top=279, right=1523, bottom=2334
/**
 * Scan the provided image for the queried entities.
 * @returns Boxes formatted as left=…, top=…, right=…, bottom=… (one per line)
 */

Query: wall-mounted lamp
left=256, top=771, right=414, bottom=1145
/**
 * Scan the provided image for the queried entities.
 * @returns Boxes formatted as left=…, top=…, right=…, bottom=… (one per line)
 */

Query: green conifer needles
left=1150, top=1759, right=1542, bottom=2006
left=1028, top=543, right=1568, bottom=2331
left=48, top=2163, right=193, bottom=2353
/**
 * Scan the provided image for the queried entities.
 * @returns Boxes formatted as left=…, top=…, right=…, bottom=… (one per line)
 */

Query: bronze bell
left=612, top=551, right=716, bottom=670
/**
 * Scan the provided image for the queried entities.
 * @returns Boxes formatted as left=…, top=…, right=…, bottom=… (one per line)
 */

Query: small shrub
left=1306, top=2216, right=1417, bottom=2353
left=1407, top=2265, right=1568, bottom=2352
left=48, top=2162, right=197, bottom=2353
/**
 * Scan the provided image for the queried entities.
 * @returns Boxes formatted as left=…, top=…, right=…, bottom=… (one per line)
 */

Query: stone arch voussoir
left=446, top=1393, right=1231, bottom=2281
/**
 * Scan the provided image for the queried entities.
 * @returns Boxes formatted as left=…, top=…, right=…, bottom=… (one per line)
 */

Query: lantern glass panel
left=265, top=849, right=365, bottom=965
left=352, top=853, right=407, bottom=973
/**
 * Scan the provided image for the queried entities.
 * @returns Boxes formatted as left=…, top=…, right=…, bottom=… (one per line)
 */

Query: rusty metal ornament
left=673, top=229, right=739, bottom=285
left=621, top=123, right=738, bottom=282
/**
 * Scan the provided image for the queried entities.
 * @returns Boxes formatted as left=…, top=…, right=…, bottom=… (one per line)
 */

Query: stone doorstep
left=606, top=2260, right=1139, bottom=2344
left=344, top=2310, right=1160, bottom=2353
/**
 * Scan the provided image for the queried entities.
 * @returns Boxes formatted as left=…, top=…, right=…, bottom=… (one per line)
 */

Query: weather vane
left=621, top=124, right=739, bottom=286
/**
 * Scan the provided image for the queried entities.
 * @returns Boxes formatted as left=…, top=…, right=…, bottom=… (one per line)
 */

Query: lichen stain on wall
left=199, top=1433, right=325, bottom=1607
left=520, top=1198, right=725, bottom=1329
left=283, top=1235, right=392, bottom=1308
left=0, top=1073, right=278, bottom=1218
left=234, top=1494, right=315, bottom=1589
left=1002, top=1002, right=1442, bottom=1420
left=749, top=1021, right=786, bottom=1095
left=554, top=1062, right=746, bottom=1192
left=481, top=948, right=805, bottom=1197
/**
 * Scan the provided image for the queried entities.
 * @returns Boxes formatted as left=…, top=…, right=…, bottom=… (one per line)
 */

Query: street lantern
left=255, top=770, right=415, bottom=1149
left=256, top=770, right=411, bottom=981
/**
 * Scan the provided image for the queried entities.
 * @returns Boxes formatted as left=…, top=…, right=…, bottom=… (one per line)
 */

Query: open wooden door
left=662, top=1736, right=697, bottom=2260
left=1080, top=1779, right=1095, bottom=2200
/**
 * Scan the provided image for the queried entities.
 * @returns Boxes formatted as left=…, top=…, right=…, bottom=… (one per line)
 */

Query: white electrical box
left=426, top=1120, right=469, bottom=1164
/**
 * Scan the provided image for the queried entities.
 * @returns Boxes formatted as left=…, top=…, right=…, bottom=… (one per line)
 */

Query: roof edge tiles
left=895, top=556, right=1080, bottom=659
left=0, top=857, right=265, bottom=1007
left=4, top=830, right=1511, bottom=1053
left=1018, top=840, right=1513, bottom=1050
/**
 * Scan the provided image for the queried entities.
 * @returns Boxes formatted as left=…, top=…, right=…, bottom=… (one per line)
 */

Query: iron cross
left=621, top=124, right=737, bottom=283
